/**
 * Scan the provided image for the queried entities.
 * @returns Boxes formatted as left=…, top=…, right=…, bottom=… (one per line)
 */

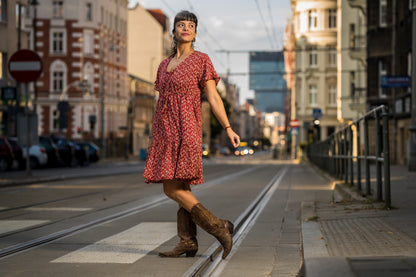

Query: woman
left=143, top=10, right=240, bottom=259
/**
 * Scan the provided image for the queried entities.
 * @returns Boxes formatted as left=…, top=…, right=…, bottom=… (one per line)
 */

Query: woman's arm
left=204, top=79, right=240, bottom=148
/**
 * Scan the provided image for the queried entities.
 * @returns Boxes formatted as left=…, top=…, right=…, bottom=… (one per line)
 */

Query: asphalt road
left=0, top=154, right=333, bottom=276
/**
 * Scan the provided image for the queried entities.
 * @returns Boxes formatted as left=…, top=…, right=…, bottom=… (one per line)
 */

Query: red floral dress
left=143, top=51, right=220, bottom=185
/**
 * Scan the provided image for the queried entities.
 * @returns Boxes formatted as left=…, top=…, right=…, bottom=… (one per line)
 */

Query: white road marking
left=0, top=220, right=50, bottom=235
left=51, top=222, right=176, bottom=264
left=26, top=207, right=92, bottom=212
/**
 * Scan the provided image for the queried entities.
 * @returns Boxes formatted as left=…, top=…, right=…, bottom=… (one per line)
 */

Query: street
left=0, top=153, right=333, bottom=276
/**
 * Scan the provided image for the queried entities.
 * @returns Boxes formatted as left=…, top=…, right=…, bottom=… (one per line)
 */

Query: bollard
left=382, top=106, right=391, bottom=209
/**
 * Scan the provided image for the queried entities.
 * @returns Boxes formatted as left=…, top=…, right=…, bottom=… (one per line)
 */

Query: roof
left=147, top=9, right=168, bottom=31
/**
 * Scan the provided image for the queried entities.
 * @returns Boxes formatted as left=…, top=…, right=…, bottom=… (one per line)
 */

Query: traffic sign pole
left=8, top=49, right=43, bottom=176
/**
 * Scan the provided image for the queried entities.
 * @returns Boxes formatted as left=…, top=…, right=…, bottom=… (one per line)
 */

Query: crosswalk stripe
left=51, top=222, right=177, bottom=264
left=0, top=220, right=50, bottom=235
left=25, top=207, right=92, bottom=212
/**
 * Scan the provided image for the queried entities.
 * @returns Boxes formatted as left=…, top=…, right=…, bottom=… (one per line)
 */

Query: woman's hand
left=226, top=128, right=240, bottom=148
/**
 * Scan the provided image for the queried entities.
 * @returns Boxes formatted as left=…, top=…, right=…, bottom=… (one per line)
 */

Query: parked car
left=22, top=144, right=48, bottom=169
left=6, top=137, right=24, bottom=169
left=50, top=135, right=74, bottom=166
left=77, top=142, right=100, bottom=163
left=0, top=136, right=14, bottom=171
left=234, top=146, right=254, bottom=156
left=202, top=144, right=209, bottom=158
left=39, top=135, right=60, bottom=167
left=70, top=141, right=89, bottom=166
left=219, top=147, right=231, bottom=156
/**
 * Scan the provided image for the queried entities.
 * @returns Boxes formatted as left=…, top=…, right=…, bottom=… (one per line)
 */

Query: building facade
left=338, top=0, right=367, bottom=121
left=24, top=0, right=129, bottom=141
left=249, top=51, right=287, bottom=113
left=127, top=4, right=170, bottom=157
left=366, top=0, right=412, bottom=165
left=290, top=0, right=340, bottom=149
left=0, top=0, right=29, bottom=136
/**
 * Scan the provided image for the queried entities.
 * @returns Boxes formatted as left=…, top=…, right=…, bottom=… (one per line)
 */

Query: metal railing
left=307, top=106, right=391, bottom=208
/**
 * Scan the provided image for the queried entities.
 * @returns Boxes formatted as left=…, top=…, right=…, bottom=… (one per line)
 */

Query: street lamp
left=31, top=0, right=39, bottom=113
left=409, top=1, right=416, bottom=171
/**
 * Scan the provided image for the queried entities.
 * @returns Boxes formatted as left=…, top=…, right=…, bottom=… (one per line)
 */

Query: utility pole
left=409, top=0, right=416, bottom=171
left=100, top=38, right=106, bottom=159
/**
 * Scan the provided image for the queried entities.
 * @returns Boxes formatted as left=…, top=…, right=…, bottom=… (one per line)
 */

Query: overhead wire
left=266, top=0, right=280, bottom=49
left=254, top=0, right=276, bottom=49
left=185, top=0, right=228, bottom=71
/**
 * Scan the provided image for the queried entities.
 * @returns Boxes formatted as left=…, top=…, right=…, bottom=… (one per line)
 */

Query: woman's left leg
left=163, top=179, right=234, bottom=259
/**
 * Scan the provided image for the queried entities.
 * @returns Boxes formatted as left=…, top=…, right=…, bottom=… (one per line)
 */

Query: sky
left=129, top=0, right=292, bottom=105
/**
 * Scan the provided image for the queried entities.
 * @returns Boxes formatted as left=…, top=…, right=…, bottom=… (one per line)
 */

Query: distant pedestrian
left=143, top=10, right=240, bottom=259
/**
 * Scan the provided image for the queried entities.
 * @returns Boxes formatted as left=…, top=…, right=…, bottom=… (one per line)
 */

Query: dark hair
left=171, top=10, right=198, bottom=55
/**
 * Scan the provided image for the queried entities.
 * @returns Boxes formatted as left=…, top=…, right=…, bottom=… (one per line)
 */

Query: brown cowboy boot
left=190, top=203, right=233, bottom=259
left=159, top=207, right=198, bottom=257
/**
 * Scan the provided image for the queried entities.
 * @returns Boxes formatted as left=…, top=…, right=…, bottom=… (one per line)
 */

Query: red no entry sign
left=8, top=49, right=43, bottom=83
left=290, top=119, right=300, bottom=128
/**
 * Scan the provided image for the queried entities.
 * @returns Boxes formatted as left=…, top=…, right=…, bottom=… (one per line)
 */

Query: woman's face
left=173, top=20, right=197, bottom=43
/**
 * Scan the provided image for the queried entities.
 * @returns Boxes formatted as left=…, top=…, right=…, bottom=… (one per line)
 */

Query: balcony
left=349, top=34, right=366, bottom=63
left=347, top=0, right=366, bottom=14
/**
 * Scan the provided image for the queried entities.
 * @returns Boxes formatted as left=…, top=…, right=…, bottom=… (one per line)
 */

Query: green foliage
left=210, top=90, right=231, bottom=139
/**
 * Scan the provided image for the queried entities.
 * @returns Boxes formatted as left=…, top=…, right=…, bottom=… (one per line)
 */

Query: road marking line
left=0, top=220, right=50, bottom=235
left=51, top=222, right=176, bottom=264
left=26, top=207, right=92, bottom=212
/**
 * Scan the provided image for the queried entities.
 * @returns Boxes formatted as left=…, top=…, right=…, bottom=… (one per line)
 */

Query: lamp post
left=31, top=0, right=39, bottom=114
left=409, top=0, right=416, bottom=171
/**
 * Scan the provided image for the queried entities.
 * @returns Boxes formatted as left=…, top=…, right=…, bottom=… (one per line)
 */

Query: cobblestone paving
left=316, top=201, right=416, bottom=257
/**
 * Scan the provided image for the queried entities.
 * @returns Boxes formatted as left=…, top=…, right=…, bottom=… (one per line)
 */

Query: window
left=327, top=9, right=336, bottom=29
left=52, top=31, right=64, bottom=53
left=308, top=10, right=318, bottom=30
left=309, top=49, right=318, bottom=67
left=309, top=85, right=317, bottom=106
left=379, top=60, right=387, bottom=96
left=350, top=72, right=356, bottom=99
left=53, top=1, right=64, bottom=18
left=328, top=85, right=336, bottom=106
left=408, top=52, right=412, bottom=77
left=0, top=0, right=7, bottom=22
left=0, top=52, right=6, bottom=79
left=50, top=60, right=67, bottom=93
left=83, top=31, right=94, bottom=55
left=53, top=71, right=64, bottom=92
left=328, top=47, right=336, bottom=67
left=86, top=3, right=92, bottom=21
left=101, top=6, right=104, bottom=23
left=379, top=0, right=387, bottom=27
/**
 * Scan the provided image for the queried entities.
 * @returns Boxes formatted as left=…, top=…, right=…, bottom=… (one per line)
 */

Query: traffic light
left=57, top=101, right=69, bottom=129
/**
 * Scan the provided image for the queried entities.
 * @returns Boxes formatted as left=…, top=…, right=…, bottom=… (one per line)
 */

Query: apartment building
left=0, top=0, right=29, bottom=136
left=290, top=0, right=339, bottom=146
left=24, top=0, right=129, bottom=139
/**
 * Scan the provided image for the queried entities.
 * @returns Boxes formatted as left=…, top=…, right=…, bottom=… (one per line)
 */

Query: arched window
left=50, top=60, right=67, bottom=93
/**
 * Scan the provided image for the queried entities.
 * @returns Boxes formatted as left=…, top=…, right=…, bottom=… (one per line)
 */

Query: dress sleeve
left=154, top=61, right=164, bottom=92
left=199, top=55, right=220, bottom=90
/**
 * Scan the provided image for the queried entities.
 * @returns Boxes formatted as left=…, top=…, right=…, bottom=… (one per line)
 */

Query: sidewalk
left=302, top=163, right=416, bottom=277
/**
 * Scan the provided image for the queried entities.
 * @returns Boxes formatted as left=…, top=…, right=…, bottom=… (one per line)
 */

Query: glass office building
left=249, top=51, right=287, bottom=113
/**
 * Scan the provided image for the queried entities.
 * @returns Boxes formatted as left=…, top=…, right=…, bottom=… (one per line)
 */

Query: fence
left=307, top=106, right=391, bottom=209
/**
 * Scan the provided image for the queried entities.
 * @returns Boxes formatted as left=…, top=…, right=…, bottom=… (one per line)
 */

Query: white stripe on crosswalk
left=0, top=220, right=50, bottom=235
left=51, top=222, right=176, bottom=264
left=26, top=207, right=92, bottom=212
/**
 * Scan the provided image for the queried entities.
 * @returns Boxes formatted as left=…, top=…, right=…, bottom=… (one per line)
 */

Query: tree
left=210, top=90, right=231, bottom=139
